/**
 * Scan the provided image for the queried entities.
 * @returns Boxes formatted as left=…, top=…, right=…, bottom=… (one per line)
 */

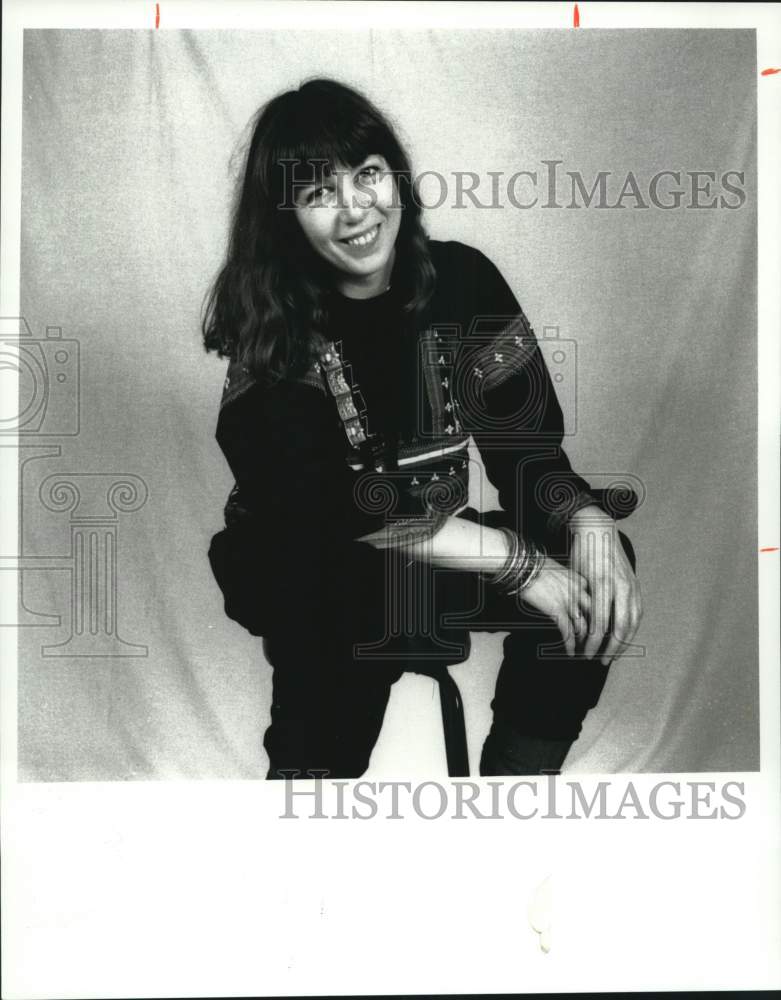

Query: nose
left=339, top=175, right=372, bottom=222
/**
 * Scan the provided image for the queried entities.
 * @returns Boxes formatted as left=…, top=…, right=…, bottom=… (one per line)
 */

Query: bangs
left=278, top=132, right=386, bottom=192
left=270, top=87, right=395, bottom=195
left=285, top=129, right=381, bottom=174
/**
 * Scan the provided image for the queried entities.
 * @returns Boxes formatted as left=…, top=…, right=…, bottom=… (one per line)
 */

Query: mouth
left=339, top=223, right=381, bottom=248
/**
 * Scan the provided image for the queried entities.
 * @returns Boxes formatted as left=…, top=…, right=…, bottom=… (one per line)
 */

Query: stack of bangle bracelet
left=482, top=526, right=545, bottom=596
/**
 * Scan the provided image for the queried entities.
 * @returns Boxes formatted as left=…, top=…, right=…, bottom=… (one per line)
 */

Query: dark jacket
left=207, top=240, right=636, bottom=644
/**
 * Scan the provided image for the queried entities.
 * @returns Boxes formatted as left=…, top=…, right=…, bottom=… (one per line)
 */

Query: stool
left=416, top=664, right=470, bottom=777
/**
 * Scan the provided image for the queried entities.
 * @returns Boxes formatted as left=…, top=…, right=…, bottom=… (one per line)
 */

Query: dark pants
left=262, top=508, right=637, bottom=778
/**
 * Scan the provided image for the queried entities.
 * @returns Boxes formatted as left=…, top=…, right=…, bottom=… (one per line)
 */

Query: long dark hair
left=201, top=78, right=435, bottom=384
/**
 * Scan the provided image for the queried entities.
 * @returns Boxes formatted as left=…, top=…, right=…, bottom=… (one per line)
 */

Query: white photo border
left=1, top=2, right=779, bottom=997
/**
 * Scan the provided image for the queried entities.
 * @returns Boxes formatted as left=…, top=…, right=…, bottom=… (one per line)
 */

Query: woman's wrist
left=361, top=517, right=544, bottom=583
left=481, top=527, right=546, bottom=595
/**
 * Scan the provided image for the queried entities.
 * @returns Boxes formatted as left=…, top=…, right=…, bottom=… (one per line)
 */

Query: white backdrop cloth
left=17, top=28, right=758, bottom=778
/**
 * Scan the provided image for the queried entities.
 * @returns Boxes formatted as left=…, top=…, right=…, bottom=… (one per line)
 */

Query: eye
left=306, top=184, right=336, bottom=206
left=358, top=165, right=381, bottom=183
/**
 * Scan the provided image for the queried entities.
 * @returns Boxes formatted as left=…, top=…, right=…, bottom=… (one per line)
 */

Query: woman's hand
left=567, top=505, right=643, bottom=665
left=520, top=556, right=591, bottom=658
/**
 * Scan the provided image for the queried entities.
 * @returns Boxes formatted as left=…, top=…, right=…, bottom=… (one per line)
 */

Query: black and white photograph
left=9, top=17, right=761, bottom=780
left=2, top=1, right=779, bottom=997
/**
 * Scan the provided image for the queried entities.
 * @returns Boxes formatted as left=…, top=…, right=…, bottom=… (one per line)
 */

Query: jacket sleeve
left=210, top=380, right=405, bottom=643
left=461, top=247, right=637, bottom=540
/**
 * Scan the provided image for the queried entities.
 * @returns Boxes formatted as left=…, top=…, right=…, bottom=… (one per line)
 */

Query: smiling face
left=292, top=155, right=402, bottom=299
